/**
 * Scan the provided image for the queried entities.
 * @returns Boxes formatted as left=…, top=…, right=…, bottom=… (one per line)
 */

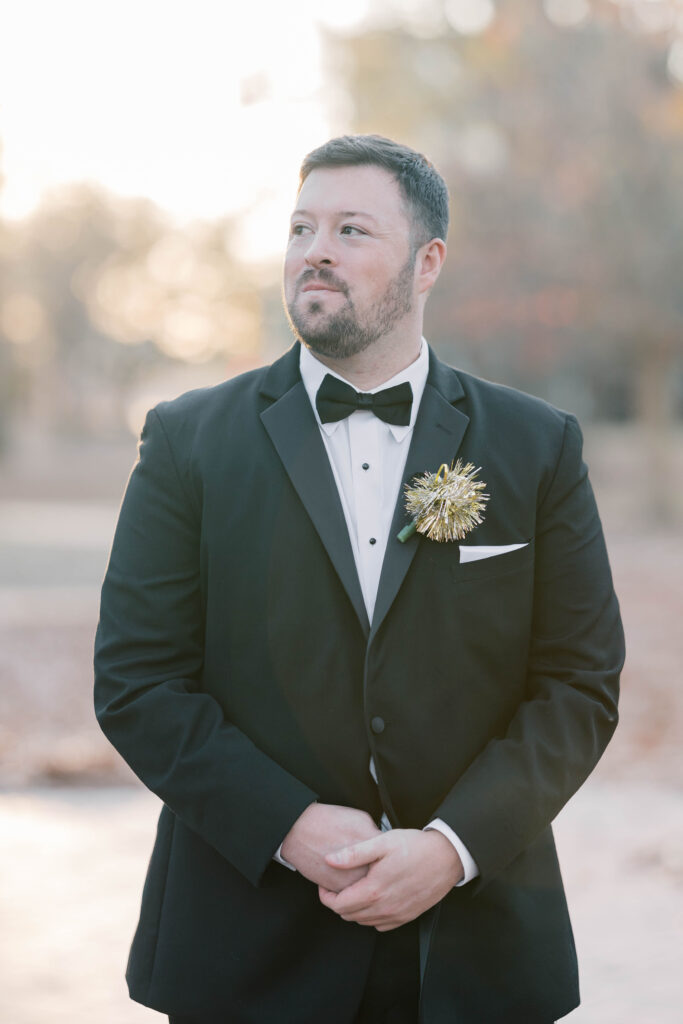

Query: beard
left=284, top=256, right=415, bottom=360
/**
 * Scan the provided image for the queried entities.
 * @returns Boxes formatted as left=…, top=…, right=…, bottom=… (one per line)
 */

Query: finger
left=341, top=909, right=406, bottom=929
left=318, top=886, right=341, bottom=910
left=323, top=877, right=386, bottom=917
left=319, top=886, right=384, bottom=918
left=325, top=835, right=385, bottom=870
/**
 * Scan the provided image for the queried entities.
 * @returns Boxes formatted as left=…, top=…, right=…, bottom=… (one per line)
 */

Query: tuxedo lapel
left=260, top=347, right=370, bottom=637
left=369, top=353, right=469, bottom=642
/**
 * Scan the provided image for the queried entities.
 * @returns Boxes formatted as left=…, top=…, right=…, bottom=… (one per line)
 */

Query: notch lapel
left=260, top=369, right=370, bottom=637
left=369, top=362, right=470, bottom=642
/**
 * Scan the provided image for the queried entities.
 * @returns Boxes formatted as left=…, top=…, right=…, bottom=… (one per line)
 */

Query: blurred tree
left=326, top=0, right=683, bottom=422
left=0, top=184, right=260, bottom=440
left=325, top=0, right=683, bottom=519
left=0, top=139, right=26, bottom=455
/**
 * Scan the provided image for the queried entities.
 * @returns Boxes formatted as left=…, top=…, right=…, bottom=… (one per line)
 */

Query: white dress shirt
left=274, top=341, right=478, bottom=886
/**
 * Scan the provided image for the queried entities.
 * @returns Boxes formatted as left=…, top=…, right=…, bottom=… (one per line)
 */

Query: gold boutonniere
left=397, top=460, right=489, bottom=543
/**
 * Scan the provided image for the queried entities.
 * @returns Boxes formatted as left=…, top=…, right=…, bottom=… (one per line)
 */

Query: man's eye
left=340, top=225, right=364, bottom=236
left=290, top=224, right=311, bottom=236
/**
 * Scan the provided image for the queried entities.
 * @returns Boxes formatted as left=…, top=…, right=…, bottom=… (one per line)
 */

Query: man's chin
left=299, top=333, right=375, bottom=361
left=286, top=306, right=373, bottom=359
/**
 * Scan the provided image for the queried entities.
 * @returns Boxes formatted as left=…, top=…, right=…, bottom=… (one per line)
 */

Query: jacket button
left=371, top=716, right=385, bottom=734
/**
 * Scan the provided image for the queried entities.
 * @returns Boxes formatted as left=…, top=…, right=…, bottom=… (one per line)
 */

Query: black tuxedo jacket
left=94, top=343, right=624, bottom=1024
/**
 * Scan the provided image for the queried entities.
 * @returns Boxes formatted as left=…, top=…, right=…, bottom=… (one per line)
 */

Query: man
left=95, top=135, right=624, bottom=1024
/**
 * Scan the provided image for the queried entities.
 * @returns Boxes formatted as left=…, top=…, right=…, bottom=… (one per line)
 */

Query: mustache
left=297, top=268, right=349, bottom=297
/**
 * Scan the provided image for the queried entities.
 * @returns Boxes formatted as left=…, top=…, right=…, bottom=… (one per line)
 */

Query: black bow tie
left=316, top=374, right=413, bottom=426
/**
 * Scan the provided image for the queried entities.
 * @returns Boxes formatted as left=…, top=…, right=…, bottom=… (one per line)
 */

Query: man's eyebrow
left=290, top=208, right=379, bottom=223
left=337, top=210, right=379, bottom=222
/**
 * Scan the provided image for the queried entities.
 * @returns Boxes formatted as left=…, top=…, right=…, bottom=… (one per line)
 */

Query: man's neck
left=309, top=330, right=423, bottom=391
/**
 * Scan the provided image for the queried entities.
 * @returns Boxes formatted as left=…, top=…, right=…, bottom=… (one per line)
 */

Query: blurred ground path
left=0, top=781, right=680, bottom=1024
left=0, top=787, right=164, bottom=1024
left=0, top=498, right=130, bottom=785
left=0, top=499, right=118, bottom=634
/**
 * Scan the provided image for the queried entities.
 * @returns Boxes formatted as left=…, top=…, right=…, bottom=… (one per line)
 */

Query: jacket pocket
left=451, top=537, right=534, bottom=584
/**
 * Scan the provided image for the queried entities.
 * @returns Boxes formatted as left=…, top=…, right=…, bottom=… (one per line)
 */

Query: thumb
left=325, top=835, right=384, bottom=870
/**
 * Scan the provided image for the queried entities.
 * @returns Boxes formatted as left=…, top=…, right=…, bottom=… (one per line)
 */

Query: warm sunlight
left=0, top=0, right=371, bottom=262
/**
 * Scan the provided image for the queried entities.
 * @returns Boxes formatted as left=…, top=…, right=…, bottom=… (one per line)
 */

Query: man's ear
left=415, top=238, right=447, bottom=296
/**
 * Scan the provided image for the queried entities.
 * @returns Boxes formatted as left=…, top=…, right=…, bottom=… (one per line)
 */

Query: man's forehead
left=293, top=165, right=408, bottom=221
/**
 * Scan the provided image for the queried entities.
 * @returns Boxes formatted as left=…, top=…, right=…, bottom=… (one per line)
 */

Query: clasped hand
left=280, top=803, right=463, bottom=932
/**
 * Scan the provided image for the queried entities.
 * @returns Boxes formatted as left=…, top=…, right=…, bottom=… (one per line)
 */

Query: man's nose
left=304, top=231, right=337, bottom=268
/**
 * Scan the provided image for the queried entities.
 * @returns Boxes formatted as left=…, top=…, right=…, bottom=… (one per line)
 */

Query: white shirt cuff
left=424, top=818, right=479, bottom=886
left=273, top=842, right=296, bottom=871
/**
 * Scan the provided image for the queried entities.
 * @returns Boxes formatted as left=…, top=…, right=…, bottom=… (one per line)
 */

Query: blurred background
left=0, top=1, right=681, bottom=1021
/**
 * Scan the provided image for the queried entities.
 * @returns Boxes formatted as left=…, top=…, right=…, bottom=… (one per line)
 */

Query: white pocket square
left=459, top=542, right=529, bottom=564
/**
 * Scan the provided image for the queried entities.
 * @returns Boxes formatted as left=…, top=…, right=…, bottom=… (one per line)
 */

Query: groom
left=95, top=135, right=624, bottom=1023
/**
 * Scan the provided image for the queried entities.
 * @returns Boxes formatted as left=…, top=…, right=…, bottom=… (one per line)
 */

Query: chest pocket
left=450, top=537, right=534, bottom=584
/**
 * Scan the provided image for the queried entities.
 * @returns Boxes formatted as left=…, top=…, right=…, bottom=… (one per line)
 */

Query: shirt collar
left=299, top=339, right=429, bottom=441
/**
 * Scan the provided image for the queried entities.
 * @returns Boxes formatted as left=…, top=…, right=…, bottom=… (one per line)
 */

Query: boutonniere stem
left=398, top=460, right=489, bottom=543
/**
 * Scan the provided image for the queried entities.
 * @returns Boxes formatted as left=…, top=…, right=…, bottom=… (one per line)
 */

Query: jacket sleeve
left=94, top=408, right=317, bottom=886
left=433, top=414, right=624, bottom=885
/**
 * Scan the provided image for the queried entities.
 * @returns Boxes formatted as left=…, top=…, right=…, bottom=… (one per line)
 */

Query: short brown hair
left=299, top=134, right=449, bottom=248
